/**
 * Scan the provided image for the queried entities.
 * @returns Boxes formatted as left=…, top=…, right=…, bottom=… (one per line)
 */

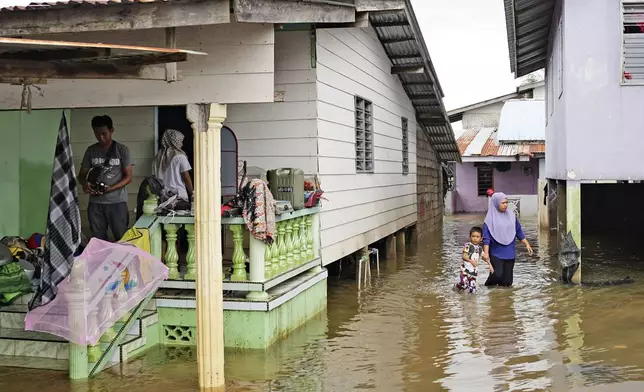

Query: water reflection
left=3, top=215, right=644, bottom=391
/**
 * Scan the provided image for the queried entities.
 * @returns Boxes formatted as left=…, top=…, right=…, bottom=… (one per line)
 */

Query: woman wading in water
left=483, top=192, right=533, bottom=287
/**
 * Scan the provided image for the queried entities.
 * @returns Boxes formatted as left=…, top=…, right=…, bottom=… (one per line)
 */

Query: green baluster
left=184, top=224, right=196, bottom=280
left=306, top=216, right=314, bottom=260
left=264, top=239, right=273, bottom=279
left=285, top=219, right=295, bottom=270
left=164, top=224, right=181, bottom=280
left=271, top=224, right=281, bottom=276
left=277, top=222, right=288, bottom=273
left=299, top=217, right=308, bottom=263
left=230, top=225, right=248, bottom=281
left=292, top=217, right=301, bottom=265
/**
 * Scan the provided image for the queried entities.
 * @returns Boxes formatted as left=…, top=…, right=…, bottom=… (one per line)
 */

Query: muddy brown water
left=2, top=215, right=644, bottom=392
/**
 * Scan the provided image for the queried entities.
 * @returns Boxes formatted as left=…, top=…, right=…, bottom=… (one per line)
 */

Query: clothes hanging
left=239, top=179, right=276, bottom=244
left=29, top=112, right=81, bottom=310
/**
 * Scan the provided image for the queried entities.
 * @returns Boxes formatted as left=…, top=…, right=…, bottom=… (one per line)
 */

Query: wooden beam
left=234, top=0, right=355, bottom=23
left=0, top=0, right=229, bottom=36
left=0, top=59, right=171, bottom=80
left=0, top=48, right=110, bottom=61
left=356, top=0, right=405, bottom=12
left=371, top=20, right=409, bottom=27
left=408, top=94, right=438, bottom=101
left=315, top=11, right=370, bottom=28
left=391, top=65, right=424, bottom=74
left=165, top=27, right=178, bottom=82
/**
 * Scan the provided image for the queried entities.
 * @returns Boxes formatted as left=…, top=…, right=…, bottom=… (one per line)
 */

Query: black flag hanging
left=29, top=112, right=81, bottom=310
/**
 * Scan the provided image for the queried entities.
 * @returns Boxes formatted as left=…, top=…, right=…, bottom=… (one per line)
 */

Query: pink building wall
left=454, top=159, right=540, bottom=212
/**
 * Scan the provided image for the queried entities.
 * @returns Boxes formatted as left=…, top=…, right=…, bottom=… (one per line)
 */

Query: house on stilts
left=0, top=0, right=459, bottom=381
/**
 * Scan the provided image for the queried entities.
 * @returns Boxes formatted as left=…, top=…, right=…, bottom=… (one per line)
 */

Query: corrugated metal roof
left=457, top=128, right=545, bottom=158
left=369, top=1, right=460, bottom=162
left=504, top=0, right=555, bottom=77
left=0, top=0, right=169, bottom=12
left=497, top=99, right=545, bottom=141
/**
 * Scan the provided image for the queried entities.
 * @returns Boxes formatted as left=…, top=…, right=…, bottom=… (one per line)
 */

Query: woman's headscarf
left=153, top=129, right=185, bottom=177
left=484, top=192, right=517, bottom=245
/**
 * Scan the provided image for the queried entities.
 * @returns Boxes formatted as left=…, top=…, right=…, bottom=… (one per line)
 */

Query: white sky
left=410, top=0, right=518, bottom=111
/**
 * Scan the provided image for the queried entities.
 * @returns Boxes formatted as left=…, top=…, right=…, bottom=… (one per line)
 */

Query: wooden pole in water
left=566, top=180, right=582, bottom=285
left=188, top=103, right=226, bottom=390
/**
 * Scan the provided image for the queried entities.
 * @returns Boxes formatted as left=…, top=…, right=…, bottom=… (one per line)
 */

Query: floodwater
left=3, top=215, right=644, bottom=392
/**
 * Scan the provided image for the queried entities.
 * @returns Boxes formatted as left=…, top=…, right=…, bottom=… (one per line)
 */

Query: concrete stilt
left=385, top=235, right=396, bottom=260
left=409, top=225, right=419, bottom=243
left=396, top=231, right=406, bottom=251
left=188, top=103, right=226, bottom=390
left=566, top=180, right=582, bottom=285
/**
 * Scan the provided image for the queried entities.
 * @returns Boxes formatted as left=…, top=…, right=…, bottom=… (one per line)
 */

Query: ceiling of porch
left=0, top=36, right=205, bottom=82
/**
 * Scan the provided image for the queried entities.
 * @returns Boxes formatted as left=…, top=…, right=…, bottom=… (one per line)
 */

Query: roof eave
left=504, top=0, right=556, bottom=78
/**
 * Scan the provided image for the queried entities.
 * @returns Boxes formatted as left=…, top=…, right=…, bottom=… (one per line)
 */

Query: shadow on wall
left=581, top=183, right=644, bottom=241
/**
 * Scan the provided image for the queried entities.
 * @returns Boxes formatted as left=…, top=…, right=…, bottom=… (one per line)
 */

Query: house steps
left=0, top=294, right=159, bottom=371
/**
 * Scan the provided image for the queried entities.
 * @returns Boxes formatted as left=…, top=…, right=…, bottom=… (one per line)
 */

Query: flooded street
left=3, top=215, right=644, bottom=391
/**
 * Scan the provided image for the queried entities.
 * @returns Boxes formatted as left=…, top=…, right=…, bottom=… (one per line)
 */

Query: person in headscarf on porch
left=153, top=129, right=193, bottom=201
left=482, top=192, right=533, bottom=287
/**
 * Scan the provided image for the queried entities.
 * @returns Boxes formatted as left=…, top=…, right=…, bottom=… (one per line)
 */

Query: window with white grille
left=401, top=117, right=409, bottom=175
left=623, top=2, right=644, bottom=84
left=355, top=96, right=374, bottom=173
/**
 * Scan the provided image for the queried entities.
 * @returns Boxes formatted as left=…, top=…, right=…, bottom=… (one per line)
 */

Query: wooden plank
left=0, top=48, right=110, bottom=61
left=0, top=0, right=230, bottom=36
left=234, top=0, right=355, bottom=23
left=355, top=0, right=405, bottom=12
left=0, top=62, right=170, bottom=80
left=165, top=27, right=178, bottom=82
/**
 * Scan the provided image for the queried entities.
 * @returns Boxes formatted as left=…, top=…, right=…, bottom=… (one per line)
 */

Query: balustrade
left=148, top=207, right=320, bottom=285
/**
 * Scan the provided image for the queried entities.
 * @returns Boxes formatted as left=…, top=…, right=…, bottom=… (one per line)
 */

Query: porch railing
left=135, top=200, right=322, bottom=299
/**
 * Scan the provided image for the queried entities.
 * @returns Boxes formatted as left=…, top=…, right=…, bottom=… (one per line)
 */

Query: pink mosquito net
left=25, top=238, right=168, bottom=345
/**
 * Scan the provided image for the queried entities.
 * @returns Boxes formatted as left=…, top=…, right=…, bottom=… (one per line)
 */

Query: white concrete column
left=187, top=103, right=226, bottom=390
left=566, top=180, right=582, bottom=285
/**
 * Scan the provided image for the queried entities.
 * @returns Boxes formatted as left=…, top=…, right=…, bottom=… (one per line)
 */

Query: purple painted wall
left=547, top=0, right=644, bottom=180
left=454, top=160, right=539, bottom=212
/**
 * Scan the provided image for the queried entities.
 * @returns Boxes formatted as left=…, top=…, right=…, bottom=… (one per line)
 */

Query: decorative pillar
left=310, top=212, right=322, bottom=273
left=264, top=241, right=273, bottom=279
left=285, top=219, right=295, bottom=269
left=187, top=103, right=226, bottom=390
left=292, top=217, right=301, bottom=265
left=271, top=226, right=281, bottom=276
left=277, top=222, right=288, bottom=273
left=184, top=224, right=196, bottom=280
left=306, top=215, right=314, bottom=261
left=66, top=262, right=89, bottom=380
left=567, top=180, right=582, bottom=285
left=299, top=217, right=308, bottom=263
left=163, top=223, right=181, bottom=280
left=230, top=225, right=248, bottom=281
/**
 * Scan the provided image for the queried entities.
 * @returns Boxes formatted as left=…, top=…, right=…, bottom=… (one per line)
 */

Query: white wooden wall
left=316, top=28, right=418, bottom=265
left=226, top=30, right=318, bottom=175
left=0, top=21, right=274, bottom=109
left=70, top=107, right=155, bottom=237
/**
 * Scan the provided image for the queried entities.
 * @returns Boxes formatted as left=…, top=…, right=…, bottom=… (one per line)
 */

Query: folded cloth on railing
left=239, top=179, right=276, bottom=244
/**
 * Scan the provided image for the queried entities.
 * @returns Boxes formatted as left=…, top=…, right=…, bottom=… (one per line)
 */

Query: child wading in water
left=456, top=227, right=493, bottom=293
